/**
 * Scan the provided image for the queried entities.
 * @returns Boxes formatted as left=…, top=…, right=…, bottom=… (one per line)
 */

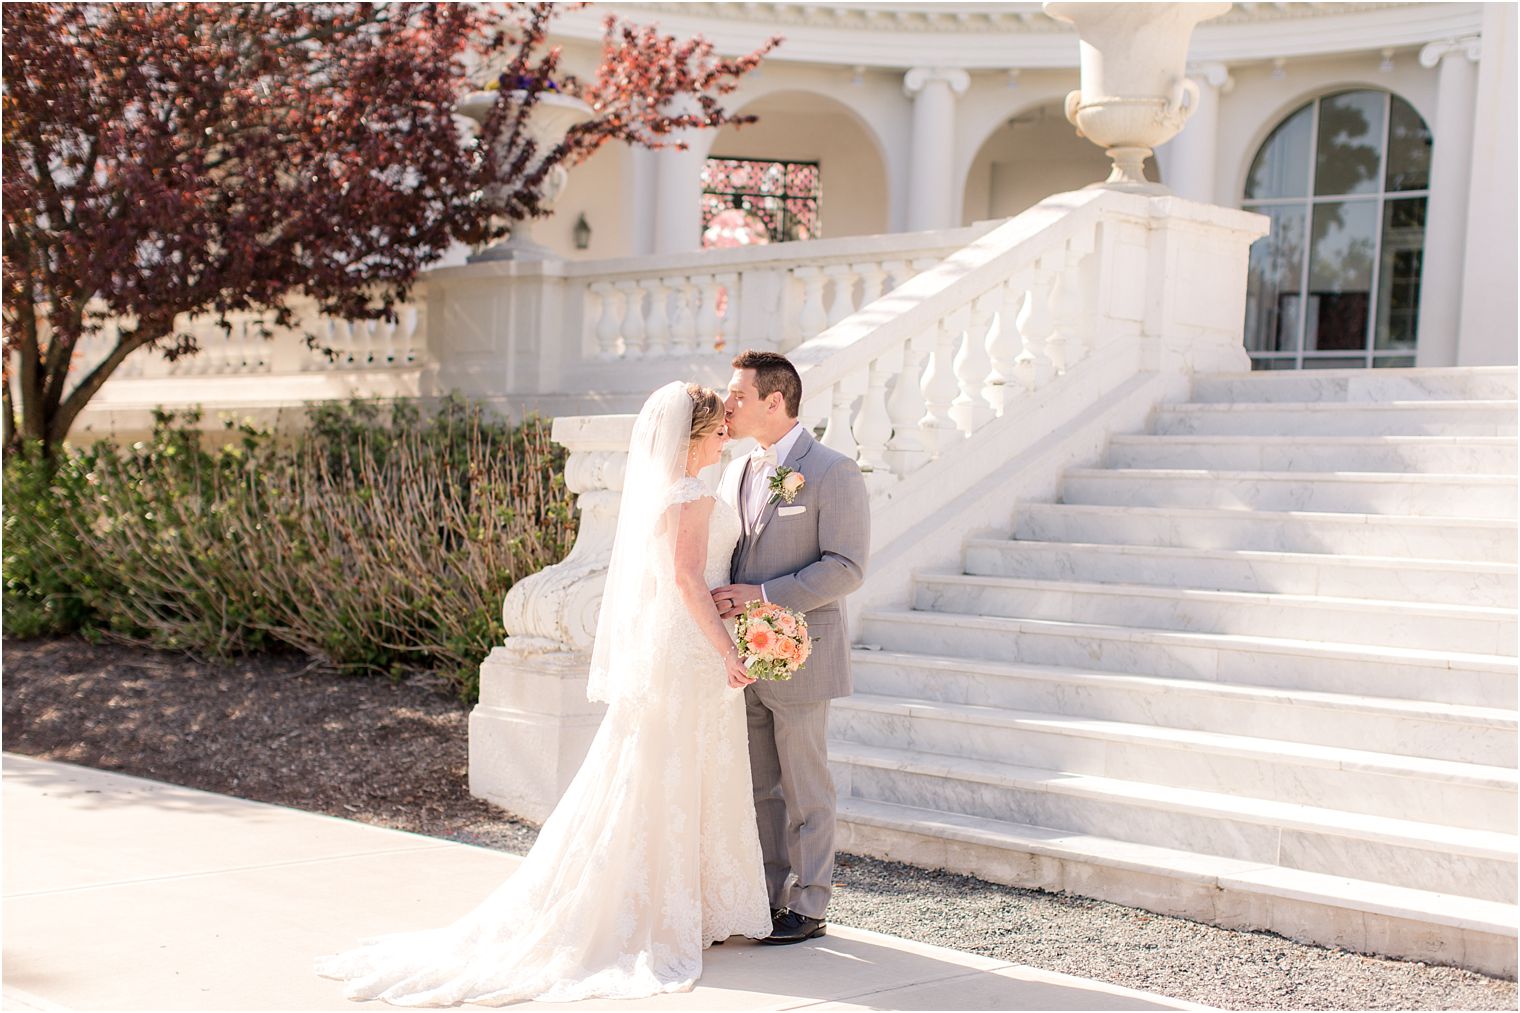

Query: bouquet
left=735, top=601, right=812, bottom=681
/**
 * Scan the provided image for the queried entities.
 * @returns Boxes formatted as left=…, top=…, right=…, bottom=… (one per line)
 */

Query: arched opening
left=1242, top=89, right=1432, bottom=369
left=704, top=91, right=890, bottom=245
left=960, top=102, right=1135, bottom=224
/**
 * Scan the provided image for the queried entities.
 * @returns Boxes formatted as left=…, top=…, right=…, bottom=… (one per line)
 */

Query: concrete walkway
left=3, top=755, right=1211, bottom=1012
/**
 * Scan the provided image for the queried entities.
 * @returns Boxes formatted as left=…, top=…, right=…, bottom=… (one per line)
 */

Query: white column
left=1416, top=37, right=1481, bottom=366
left=1457, top=4, right=1519, bottom=365
left=623, top=146, right=657, bottom=257
left=903, top=67, right=970, bottom=232
left=652, top=104, right=707, bottom=255
left=1162, top=62, right=1231, bottom=204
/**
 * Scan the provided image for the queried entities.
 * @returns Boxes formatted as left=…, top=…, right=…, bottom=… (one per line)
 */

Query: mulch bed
left=1, top=635, right=541, bottom=854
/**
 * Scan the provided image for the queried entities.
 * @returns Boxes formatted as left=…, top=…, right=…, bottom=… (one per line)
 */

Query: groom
left=712, top=350, right=870, bottom=945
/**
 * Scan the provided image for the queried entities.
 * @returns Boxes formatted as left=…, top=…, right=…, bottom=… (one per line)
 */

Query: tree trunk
left=44, top=327, right=163, bottom=453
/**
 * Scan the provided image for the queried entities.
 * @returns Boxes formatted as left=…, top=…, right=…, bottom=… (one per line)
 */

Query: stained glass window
left=1242, top=91, right=1431, bottom=370
left=701, top=158, right=821, bottom=247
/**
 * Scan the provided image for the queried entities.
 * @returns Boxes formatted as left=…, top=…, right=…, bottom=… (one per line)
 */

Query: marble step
left=850, top=650, right=1517, bottom=767
left=963, top=539, right=1517, bottom=608
left=831, top=694, right=1517, bottom=832
left=1060, top=468, right=1518, bottom=519
left=911, top=573, right=1516, bottom=655
left=1105, top=434, right=1518, bottom=475
left=829, top=743, right=1517, bottom=903
left=1152, top=400, right=1517, bottom=437
left=1012, top=502, right=1519, bottom=563
left=1189, top=367, right=1519, bottom=405
left=856, top=609, right=1517, bottom=708
left=835, top=797, right=1518, bottom=977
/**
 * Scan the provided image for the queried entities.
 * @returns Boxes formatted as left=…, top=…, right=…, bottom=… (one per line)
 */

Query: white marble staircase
left=831, top=366, right=1520, bottom=977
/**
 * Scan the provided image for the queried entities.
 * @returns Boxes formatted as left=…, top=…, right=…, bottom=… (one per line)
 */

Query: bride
left=315, top=382, right=774, bottom=1006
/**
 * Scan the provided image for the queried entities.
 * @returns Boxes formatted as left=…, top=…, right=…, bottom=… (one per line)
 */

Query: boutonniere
left=768, top=466, right=805, bottom=505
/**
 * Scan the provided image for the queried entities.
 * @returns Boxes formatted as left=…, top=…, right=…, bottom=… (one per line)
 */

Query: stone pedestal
left=468, top=647, right=605, bottom=823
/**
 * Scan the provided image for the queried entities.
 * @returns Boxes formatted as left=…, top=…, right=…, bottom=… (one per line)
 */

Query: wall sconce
left=573, top=213, right=591, bottom=250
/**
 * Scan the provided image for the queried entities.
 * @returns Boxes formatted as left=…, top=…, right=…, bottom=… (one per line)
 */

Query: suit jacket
left=719, top=428, right=870, bottom=704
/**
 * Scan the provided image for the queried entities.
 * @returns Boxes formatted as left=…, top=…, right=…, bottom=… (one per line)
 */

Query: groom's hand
left=712, top=583, right=764, bottom=619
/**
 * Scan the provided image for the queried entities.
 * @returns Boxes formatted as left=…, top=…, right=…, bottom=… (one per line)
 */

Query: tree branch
left=47, top=323, right=164, bottom=448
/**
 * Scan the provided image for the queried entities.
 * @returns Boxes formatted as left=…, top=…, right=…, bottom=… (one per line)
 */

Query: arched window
left=1242, top=90, right=1431, bottom=369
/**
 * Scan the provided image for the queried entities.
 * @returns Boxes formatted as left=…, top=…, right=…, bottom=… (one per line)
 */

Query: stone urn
left=457, top=89, right=594, bottom=261
left=1044, top=2, right=1231, bottom=192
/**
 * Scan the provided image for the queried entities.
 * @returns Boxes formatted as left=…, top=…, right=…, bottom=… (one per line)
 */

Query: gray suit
left=720, top=427, right=870, bottom=919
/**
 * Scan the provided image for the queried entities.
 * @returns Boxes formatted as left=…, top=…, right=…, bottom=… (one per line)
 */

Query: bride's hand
left=725, top=652, right=756, bottom=689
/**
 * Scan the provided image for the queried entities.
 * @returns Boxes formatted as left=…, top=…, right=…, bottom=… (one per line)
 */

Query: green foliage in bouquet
left=2, top=396, right=577, bottom=700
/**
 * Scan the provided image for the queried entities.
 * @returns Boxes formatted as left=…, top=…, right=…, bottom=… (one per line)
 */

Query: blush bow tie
left=750, top=446, right=778, bottom=468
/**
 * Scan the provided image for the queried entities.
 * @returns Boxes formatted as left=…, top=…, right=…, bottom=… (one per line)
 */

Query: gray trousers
left=744, top=688, right=835, bottom=920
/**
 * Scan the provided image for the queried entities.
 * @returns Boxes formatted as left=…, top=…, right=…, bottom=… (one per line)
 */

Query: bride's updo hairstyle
left=687, top=384, right=724, bottom=443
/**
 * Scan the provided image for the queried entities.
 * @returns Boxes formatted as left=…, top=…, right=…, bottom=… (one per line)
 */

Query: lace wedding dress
left=314, top=477, right=771, bottom=1006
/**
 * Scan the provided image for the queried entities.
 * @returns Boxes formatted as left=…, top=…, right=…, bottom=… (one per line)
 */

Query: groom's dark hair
left=731, top=350, right=801, bottom=419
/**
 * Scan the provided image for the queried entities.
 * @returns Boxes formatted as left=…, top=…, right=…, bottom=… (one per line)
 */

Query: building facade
left=523, top=2, right=1516, bottom=369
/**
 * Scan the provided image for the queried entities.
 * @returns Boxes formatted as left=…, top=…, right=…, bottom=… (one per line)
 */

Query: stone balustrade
left=470, top=189, right=1270, bottom=821
left=570, top=229, right=982, bottom=361
left=70, top=226, right=991, bottom=438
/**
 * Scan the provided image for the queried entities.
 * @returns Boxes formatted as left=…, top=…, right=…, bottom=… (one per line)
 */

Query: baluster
left=591, top=283, right=620, bottom=359
left=397, top=304, right=420, bottom=364
left=640, top=279, right=670, bottom=357
left=237, top=319, right=255, bottom=371
left=375, top=315, right=398, bottom=366
left=714, top=272, right=738, bottom=351
left=252, top=318, right=271, bottom=371
left=986, top=276, right=1029, bottom=416
left=668, top=279, right=698, bottom=354
left=917, top=309, right=964, bottom=459
left=694, top=274, right=722, bottom=351
left=881, top=259, right=909, bottom=294
left=199, top=325, right=223, bottom=374
left=886, top=334, right=932, bottom=476
left=239, top=319, right=259, bottom=371
left=852, top=355, right=893, bottom=477
left=950, top=290, right=997, bottom=434
left=1016, top=266, right=1056, bottom=390
left=616, top=281, right=646, bottom=359
left=330, top=318, right=350, bottom=368
left=794, top=267, right=828, bottom=342
left=819, top=380, right=860, bottom=462
left=824, top=264, right=856, bottom=328
left=854, top=262, right=887, bottom=307
left=358, top=318, right=379, bottom=368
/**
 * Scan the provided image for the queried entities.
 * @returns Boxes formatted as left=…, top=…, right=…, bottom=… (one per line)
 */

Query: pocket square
left=777, top=505, right=807, bottom=517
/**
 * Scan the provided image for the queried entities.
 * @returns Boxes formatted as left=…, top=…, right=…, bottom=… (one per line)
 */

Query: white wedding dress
left=315, top=477, right=771, bottom=1006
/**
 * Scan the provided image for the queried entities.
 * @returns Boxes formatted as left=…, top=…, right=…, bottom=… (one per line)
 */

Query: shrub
left=2, top=397, right=577, bottom=699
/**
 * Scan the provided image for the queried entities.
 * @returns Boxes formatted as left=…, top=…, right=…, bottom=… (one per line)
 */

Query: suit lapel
left=733, top=457, right=751, bottom=538
left=751, top=429, right=814, bottom=543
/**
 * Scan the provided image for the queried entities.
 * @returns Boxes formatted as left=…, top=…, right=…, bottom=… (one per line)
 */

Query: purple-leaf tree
left=2, top=2, right=778, bottom=456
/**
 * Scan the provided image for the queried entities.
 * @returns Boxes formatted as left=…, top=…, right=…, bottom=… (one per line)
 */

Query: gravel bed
left=3, top=636, right=1514, bottom=1011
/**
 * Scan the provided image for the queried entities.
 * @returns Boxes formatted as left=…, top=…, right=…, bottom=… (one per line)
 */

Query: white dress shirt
left=745, top=422, right=805, bottom=603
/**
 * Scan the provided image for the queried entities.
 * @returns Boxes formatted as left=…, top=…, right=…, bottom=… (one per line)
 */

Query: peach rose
left=782, top=471, right=805, bottom=497
left=774, top=613, right=799, bottom=638
left=796, top=636, right=812, bottom=663
left=777, top=637, right=802, bottom=665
